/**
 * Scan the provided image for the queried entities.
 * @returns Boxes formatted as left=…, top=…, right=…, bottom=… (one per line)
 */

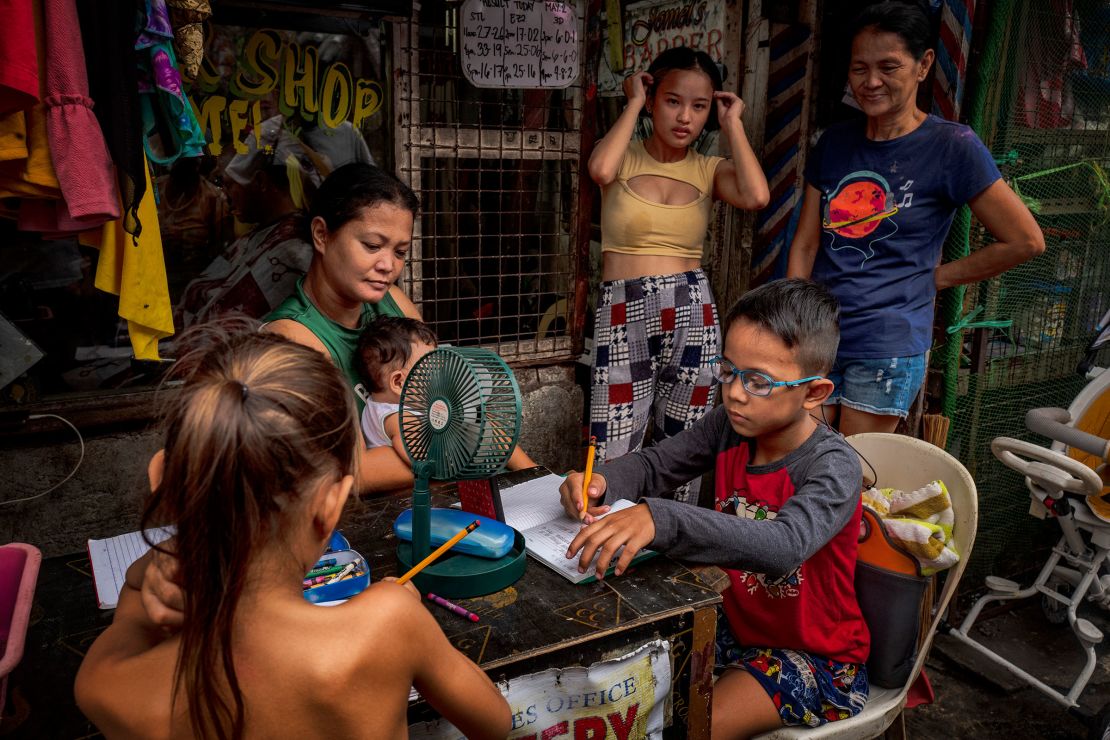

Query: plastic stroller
left=946, top=307, right=1110, bottom=740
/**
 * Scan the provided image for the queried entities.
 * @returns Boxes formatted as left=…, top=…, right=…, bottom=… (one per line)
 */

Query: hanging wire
left=814, top=406, right=880, bottom=489
left=1, top=414, right=85, bottom=507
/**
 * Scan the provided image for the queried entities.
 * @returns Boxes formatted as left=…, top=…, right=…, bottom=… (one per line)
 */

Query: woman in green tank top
left=266, top=163, right=422, bottom=494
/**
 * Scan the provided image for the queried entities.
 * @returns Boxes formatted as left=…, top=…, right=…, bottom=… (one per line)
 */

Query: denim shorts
left=825, top=353, right=927, bottom=418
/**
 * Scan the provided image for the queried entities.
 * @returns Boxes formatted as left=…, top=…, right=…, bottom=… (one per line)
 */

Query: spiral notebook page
left=87, top=527, right=174, bottom=609
left=499, top=473, right=567, bottom=530
left=498, top=474, right=651, bottom=583
left=515, top=500, right=641, bottom=582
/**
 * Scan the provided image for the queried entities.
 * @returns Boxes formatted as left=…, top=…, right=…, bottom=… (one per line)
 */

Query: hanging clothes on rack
left=166, top=0, right=212, bottom=82
left=0, top=0, right=175, bottom=362
left=40, top=0, right=120, bottom=228
left=0, top=0, right=59, bottom=202
left=136, top=0, right=206, bottom=166
left=78, top=0, right=147, bottom=236
left=0, top=0, right=39, bottom=116
left=0, top=106, right=59, bottom=200
left=80, top=153, right=174, bottom=361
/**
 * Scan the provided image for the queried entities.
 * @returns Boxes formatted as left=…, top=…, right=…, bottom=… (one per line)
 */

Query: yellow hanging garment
left=80, top=155, right=174, bottom=360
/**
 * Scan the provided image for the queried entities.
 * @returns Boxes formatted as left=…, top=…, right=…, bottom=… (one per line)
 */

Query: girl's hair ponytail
left=141, top=322, right=359, bottom=740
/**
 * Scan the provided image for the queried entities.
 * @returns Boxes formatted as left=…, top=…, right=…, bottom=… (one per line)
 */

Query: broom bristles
left=923, top=413, right=951, bottom=449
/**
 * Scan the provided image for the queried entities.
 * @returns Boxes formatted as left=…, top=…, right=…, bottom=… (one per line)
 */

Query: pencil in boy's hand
left=581, top=436, right=597, bottom=520
left=396, top=520, right=481, bottom=584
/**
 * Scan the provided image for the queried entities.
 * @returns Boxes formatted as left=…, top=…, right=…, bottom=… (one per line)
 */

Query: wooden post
left=686, top=605, right=718, bottom=739
left=572, top=0, right=605, bottom=356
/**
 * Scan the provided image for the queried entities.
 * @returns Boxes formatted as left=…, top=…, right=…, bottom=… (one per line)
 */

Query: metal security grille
left=392, top=1, right=585, bottom=363
left=937, top=0, right=1110, bottom=584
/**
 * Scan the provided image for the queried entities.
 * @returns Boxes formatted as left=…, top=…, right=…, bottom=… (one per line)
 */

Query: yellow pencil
left=581, top=436, right=597, bottom=520
left=397, top=520, right=481, bottom=584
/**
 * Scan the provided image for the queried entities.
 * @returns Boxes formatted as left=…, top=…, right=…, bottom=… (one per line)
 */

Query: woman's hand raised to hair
left=125, top=543, right=185, bottom=631
left=590, top=70, right=653, bottom=186
left=714, top=91, right=746, bottom=128
left=622, top=71, right=653, bottom=109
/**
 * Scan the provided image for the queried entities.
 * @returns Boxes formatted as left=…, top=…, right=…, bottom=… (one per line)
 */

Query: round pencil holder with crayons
left=302, top=531, right=370, bottom=605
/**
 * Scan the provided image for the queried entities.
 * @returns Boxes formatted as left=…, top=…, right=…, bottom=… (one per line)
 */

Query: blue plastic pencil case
left=303, top=542, right=370, bottom=605
left=326, top=529, right=351, bottom=552
left=393, top=508, right=515, bottom=560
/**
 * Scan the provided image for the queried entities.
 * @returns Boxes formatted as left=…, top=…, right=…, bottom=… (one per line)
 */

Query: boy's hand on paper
left=559, top=471, right=610, bottom=523
left=382, top=576, right=421, bottom=600
left=565, top=503, right=655, bottom=580
left=139, top=547, right=184, bottom=630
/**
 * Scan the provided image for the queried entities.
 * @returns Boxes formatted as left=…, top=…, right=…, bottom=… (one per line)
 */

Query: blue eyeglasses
left=709, top=356, right=823, bottom=397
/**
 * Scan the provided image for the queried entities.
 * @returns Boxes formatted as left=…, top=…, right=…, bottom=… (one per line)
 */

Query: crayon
left=426, top=592, right=480, bottom=622
left=307, top=558, right=362, bottom=579
left=304, top=570, right=363, bottom=590
left=326, top=561, right=358, bottom=584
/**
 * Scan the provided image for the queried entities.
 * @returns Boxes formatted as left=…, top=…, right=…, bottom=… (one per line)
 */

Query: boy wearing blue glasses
left=559, top=278, right=868, bottom=736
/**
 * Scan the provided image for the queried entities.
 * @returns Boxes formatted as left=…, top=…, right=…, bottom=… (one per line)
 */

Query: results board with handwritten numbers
left=460, top=0, right=580, bottom=89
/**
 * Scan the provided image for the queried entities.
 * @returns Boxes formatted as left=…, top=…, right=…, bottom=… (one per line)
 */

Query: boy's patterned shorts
left=589, top=269, right=719, bottom=503
left=716, top=620, right=870, bottom=728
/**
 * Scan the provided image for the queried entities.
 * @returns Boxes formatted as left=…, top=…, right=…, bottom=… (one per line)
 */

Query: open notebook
left=87, top=527, right=174, bottom=609
left=499, top=472, right=655, bottom=584
left=86, top=527, right=354, bottom=609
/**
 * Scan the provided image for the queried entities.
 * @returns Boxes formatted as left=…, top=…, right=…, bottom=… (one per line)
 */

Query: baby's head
left=356, top=316, right=438, bottom=402
left=716, top=279, right=840, bottom=436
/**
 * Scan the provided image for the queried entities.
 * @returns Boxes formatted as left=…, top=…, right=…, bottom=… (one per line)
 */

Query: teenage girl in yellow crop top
left=586, top=47, right=768, bottom=503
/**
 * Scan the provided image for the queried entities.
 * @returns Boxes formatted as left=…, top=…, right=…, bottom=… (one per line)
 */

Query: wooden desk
left=8, top=477, right=720, bottom=739
left=343, top=472, right=722, bottom=738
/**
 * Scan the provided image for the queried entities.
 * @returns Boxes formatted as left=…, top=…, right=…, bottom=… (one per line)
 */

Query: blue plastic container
left=327, top=530, right=352, bottom=552
left=303, top=532, right=370, bottom=604
left=393, top=508, right=516, bottom=560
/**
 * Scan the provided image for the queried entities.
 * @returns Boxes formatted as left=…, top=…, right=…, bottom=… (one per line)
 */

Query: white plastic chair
left=755, top=433, right=978, bottom=739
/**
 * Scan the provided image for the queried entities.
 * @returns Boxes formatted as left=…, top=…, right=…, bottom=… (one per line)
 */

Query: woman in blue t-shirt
left=787, top=0, right=1044, bottom=436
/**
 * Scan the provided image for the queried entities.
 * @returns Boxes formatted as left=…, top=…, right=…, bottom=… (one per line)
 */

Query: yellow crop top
left=600, top=139, right=724, bottom=259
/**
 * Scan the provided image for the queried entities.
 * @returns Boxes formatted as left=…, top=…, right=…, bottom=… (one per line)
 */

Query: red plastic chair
left=0, top=543, right=41, bottom=717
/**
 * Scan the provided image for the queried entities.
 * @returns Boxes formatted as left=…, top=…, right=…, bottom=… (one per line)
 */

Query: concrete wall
left=1, top=427, right=159, bottom=557
left=515, top=363, right=584, bottom=476
left=0, top=362, right=583, bottom=557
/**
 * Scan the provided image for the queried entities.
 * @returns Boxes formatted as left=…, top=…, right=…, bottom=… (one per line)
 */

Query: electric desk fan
left=396, top=346, right=528, bottom=598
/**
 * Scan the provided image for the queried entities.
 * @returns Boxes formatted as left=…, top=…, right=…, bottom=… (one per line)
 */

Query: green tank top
left=265, top=277, right=404, bottom=413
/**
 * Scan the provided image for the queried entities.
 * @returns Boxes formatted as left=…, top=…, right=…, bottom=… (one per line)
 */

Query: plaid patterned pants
left=589, top=269, right=720, bottom=504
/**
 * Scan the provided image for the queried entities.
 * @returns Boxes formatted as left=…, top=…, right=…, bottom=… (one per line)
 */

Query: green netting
left=936, top=0, right=1110, bottom=584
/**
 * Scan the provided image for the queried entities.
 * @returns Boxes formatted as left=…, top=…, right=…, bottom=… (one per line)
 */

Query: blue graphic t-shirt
left=803, top=115, right=1001, bottom=358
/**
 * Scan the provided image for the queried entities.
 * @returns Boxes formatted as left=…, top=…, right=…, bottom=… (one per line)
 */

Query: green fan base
left=397, top=531, right=527, bottom=599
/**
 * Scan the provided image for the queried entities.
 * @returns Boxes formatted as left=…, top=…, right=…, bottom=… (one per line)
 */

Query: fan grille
left=399, top=347, right=521, bottom=480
